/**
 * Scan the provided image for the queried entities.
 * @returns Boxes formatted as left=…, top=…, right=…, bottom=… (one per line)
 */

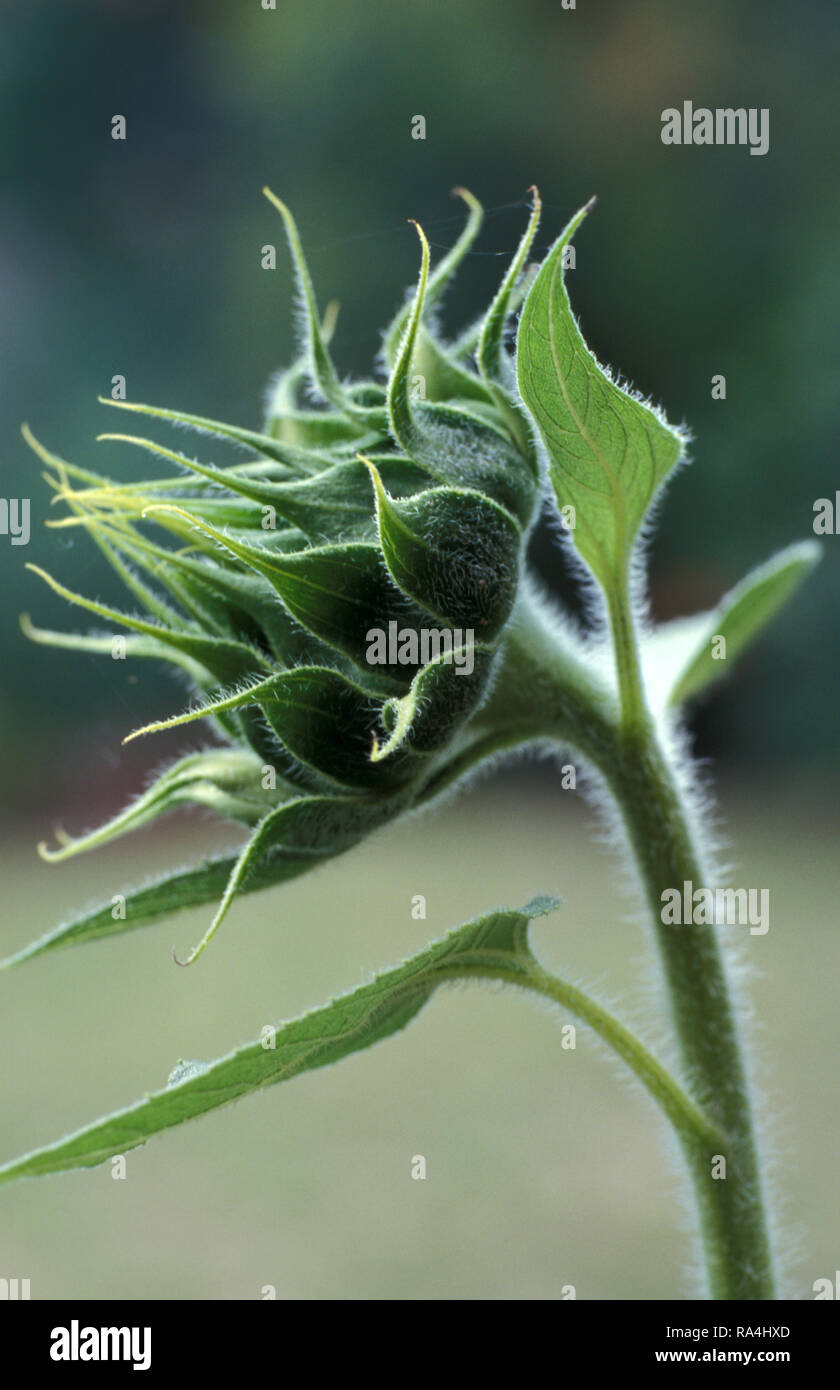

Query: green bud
left=23, top=187, right=544, bottom=963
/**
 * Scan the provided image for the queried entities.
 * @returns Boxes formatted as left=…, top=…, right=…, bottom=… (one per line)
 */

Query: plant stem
left=610, top=572, right=774, bottom=1298
left=608, top=731, right=775, bottom=1298
left=607, top=579, right=648, bottom=735
left=434, top=958, right=724, bottom=1161
left=469, top=591, right=776, bottom=1299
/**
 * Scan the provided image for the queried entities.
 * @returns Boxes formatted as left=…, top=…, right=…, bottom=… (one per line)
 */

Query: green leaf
left=516, top=200, right=687, bottom=592
left=0, top=900, right=559, bottom=1183
left=664, top=540, right=821, bottom=707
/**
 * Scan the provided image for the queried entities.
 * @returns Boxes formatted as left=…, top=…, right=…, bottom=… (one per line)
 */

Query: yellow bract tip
left=450, top=186, right=482, bottom=215
left=263, top=186, right=289, bottom=217
left=36, top=839, right=66, bottom=864
left=356, top=454, right=386, bottom=507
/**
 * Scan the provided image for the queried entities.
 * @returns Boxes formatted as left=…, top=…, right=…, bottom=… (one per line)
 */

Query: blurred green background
left=0, top=0, right=837, bottom=1300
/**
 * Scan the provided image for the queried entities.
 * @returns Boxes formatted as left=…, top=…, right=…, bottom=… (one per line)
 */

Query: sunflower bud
left=24, top=187, right=543, bottom=961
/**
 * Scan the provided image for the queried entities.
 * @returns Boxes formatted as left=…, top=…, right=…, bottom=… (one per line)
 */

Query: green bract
left=20, top=189, right=543, bottom=964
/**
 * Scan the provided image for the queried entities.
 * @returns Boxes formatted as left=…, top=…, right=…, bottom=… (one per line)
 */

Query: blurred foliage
left=1, top=0, right=838, bottom=812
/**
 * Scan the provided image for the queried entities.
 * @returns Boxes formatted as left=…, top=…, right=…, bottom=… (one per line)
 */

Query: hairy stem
left=435, top=958, right=724, bottom=1161
left=608, top=726, right=774, bottom=1298
left=607, top=578, right=648, bottom=735
left=470, top=590, right=775, bottom=1299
